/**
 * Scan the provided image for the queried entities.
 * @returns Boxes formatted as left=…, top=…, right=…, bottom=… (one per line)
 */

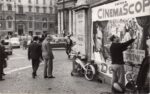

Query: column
left=69, top=9, right=72, bottom=35
left=72, top=10, right=76, bottom=36
left=61, top=11, right=64, bottom=35
left=57, top=11, right=61, bottom=34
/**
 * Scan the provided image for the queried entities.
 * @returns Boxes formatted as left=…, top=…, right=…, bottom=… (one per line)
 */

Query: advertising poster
left=92, top=0, right=150, bottom=77
left=75, top=10, right=86, bottom=56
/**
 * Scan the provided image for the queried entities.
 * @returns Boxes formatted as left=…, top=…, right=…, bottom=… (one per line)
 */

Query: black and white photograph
left=0, top=0, right=149, bottom=94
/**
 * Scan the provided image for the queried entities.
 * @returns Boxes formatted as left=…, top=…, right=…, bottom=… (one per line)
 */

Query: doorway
left=18, top=24, right=24, bottom=35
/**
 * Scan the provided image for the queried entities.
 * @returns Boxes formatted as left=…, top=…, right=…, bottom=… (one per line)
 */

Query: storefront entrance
left=18, top=24, right=24, bottom=35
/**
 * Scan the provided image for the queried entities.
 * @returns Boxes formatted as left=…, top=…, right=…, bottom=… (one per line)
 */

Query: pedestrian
left=136, top=38, right=150, bottom=93
left=109, top=35, right=136, bottom=93
left=65, top=35, right=73, bottom=58
left=0, top=40, right=7, bottom=81
left=23, top=39, right=27, bottom=50
left=42, top=35, right=55, bottom=78
left=1, top=40, right=8, bottom=76
left=28, top=36, right=43, bottom=78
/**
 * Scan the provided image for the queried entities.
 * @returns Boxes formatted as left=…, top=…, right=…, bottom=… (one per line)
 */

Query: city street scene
left=0, top=0, right=150, bottom=94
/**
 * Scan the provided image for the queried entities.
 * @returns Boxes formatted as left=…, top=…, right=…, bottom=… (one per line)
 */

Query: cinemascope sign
left=92, top=0, right=150, bottom=21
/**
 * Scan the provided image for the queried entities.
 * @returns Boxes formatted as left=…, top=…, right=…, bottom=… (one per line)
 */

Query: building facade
left=57, top=0, right=77, bottom=36
left=0, top=0, right=57, bottom=36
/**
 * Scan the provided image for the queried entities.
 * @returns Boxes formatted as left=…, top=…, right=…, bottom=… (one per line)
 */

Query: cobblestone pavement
left=0, top=49, right=111, bottom=94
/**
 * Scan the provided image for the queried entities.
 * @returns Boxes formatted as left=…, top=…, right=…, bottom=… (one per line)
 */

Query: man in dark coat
left=1, top=40, right=8, bottom=76
left=28, top=36, right=43, bottom=78
left=0, top=40, right=7, bottom=81
left=109, top=35, right=136, bottom=93
left=65, top=36, right=73, bottom=58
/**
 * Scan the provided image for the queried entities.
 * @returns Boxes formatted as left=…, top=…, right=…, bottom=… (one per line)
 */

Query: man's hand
left=132, top=34, right=137, bottom=39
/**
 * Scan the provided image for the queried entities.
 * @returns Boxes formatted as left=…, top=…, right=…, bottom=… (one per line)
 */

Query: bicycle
left=71, top=52, right=96, bottom=81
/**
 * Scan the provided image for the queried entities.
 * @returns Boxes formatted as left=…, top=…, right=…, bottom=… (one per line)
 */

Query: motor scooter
left=71, top=52, right=96, bottom=81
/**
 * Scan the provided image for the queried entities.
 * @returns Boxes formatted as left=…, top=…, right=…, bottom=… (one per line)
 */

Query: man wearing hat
left=109, top=35, right=136, bottom=93
left=42, top=35, right=55, bottom=78
left=28, top=36, right=43, bottom=78
left=65, top=35, right=73, bottom=58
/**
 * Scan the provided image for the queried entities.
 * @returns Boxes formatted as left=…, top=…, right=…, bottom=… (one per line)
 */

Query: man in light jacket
left=42, top=35, right=55, bottom=78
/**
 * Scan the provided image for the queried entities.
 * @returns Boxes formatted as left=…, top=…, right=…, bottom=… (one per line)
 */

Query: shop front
left=91, top=0, right=150, bottom=84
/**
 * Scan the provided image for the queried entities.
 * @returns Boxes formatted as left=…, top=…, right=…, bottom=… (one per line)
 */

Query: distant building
left=0, top=0, right=57, bottom=36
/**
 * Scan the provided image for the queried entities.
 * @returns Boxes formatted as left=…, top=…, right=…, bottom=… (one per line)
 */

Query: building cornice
left=74, top=4, right=89, bottom=11
left=90, top=0, right=118, bottom=8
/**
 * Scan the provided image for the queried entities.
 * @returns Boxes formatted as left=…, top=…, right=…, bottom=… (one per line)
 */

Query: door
left=18, top=24, right=24, bottom=35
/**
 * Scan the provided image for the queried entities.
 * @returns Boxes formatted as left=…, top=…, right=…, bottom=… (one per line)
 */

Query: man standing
left=109, top=35, right=136, bottom=93
left=42, top=35, right=55, bottom=78
left=1, top=40, right=8, bottom=76
left=0, top=40, right=7, bottom=81
left=28, top=36, right=43, bottom=78
left=65, top=36, right=73, bottom=58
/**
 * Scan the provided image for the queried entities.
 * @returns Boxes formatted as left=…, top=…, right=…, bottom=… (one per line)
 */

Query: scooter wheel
left=84, top=64, right=96, bottom=81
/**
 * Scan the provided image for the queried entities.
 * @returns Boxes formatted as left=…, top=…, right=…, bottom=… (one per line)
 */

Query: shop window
left=43, top=7, right=47, bottom=13
left=49, top=7, right=53, bottom=14
left=8, top=21, right=12, bottom=28
left=36, top=6, right=40, bottom=13
left=6, top=16, right=13, bottom=20
left=43, top=0, right=46, bottom=5
left=29, top=21, right=32, bottom=28
left=36, top=0, right=38, bottom=4
left=18, top=0, right=21, bottom=3
left=28, top=6, right=32, bottom=12
left=43, top=18, right=47, bottom=28
left=49, top=23, right=53, bottom=28
left=7, top=4, right=12, bottom=11
left=0, top=22, right=2, bottom=28
left=7, top=16, right=13, bottom=28
left=18, top=5, right=23, bottom=14
left=0, top=4, right=2, bottom=11
left=28, top=0, right=31, bottom=3
left=29, top=16, right=33, bottom=20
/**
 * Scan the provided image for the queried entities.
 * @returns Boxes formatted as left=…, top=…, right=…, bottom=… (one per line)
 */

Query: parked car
left=51, top=35, right=66, bottom=48
left=10, top=37, right=20, bottom=48
left=3, top=39, right=13, bottom=55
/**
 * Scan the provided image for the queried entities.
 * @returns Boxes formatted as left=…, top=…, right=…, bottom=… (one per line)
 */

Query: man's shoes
left=2, top=73, right=6, bottom=76
left=32, top=75, right=35, bottom=79
left=0, top=78, right=5, bottom=81
left=44, top=76, right=48, bottom=78
left=48, top=76, right=55, bottom=78
left=32, top=73, right=36, bottom=79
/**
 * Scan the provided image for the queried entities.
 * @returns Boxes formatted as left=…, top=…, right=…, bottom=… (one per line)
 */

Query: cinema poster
left=92, top=0, right=150, bottom=77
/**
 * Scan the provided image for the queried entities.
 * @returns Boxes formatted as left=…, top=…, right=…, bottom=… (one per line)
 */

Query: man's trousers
left=32, top=59, right=40, bottom=75
left=44, top=58, right=53, bottom=77
left=111, top=64, right=125, bottom=88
